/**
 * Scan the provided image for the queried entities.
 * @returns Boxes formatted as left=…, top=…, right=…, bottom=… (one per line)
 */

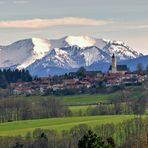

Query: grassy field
left=0, top=115, right=134, bottom=137
left=0, top=89, right=147, bottom=138
left=61, top=94, right=111, bottom=105
left=69, top=105, right=91, bottom=112
left=12, top=93, right=115, bottom=106
left=9, top=88, right=145, bottom=106
left=69, top=105, right=96, bottom=115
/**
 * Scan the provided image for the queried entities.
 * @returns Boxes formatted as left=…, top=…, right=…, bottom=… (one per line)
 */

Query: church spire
left=111, top=53, right=117, bottom=73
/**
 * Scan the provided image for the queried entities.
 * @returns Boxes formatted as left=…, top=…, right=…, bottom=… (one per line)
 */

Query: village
left=10, top=54, right=148, bottom=95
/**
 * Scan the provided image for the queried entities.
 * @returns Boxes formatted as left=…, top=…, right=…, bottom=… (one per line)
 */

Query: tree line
left=0, top=98, right=71, bottom=123
left=87, top=94, right=147, bottom=116
left=0, top=89, right=147, bottom=123
left=0, top=69, right=32, bottom=88
left=44, top=86, right=121, bottom=96
left=71, top=89, right=148, bottom=117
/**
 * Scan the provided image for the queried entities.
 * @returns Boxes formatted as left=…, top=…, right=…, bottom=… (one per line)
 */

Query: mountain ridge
left=0, top=36, right=144, bottom=76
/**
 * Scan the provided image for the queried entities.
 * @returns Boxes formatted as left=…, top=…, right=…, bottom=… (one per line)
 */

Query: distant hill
left=119, top=55, right=148, bottom=71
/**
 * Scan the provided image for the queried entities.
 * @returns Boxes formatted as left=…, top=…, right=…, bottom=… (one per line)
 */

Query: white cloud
left=120, top=24, right=148, bottom=30
left=101, top=23, right=148, bottom=32
left=135, top=25, right=148, bottom=29
left=0, top=17, right=112, bottom=29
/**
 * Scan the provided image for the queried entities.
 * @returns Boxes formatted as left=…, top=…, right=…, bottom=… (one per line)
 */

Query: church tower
left=111, top=53, right=117, bottom=73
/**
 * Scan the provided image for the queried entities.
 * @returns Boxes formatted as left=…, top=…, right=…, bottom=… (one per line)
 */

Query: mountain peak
left=31, top=38, right=50, bottom=55
left=64, top=35, right=96, bottom=48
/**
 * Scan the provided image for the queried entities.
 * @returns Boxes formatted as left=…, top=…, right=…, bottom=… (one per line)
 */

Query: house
left=13, top=87, right=34, bottom=95
left=52, top=84, right=64, bottom=91
left=64, top=79, right=77, bottom=86
left=105, top=73, right=122, bottom=87
left=105, top=79, right=121, bottom=87
left=79, top=81, right=91, bottom=88
left=63, top=79, right=77, bottom=89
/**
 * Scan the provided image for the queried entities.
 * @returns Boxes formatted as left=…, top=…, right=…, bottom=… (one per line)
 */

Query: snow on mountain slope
left=0, top=39, right=34, bottom=68
left=65, top=36, right=96, bottom=48
left=29, top=48, right=78, bottom=71
left=17, top=38, right=51, bottom=69
left=0, top=36, right=143, bottom=75
left=0, top=38, right=52, bottom=69
left=32, top=38, right=50, bottom=55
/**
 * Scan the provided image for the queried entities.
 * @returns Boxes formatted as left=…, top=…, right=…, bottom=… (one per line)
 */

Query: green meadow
left=0, top=89, right=146, bottom=138
left=11, top=93, right=115, bottom=106
left=61, top=94, right=111, bottom=105
left=0, top=115, right=134, bottom=137
left=10, top=89, right=144, bottom=106
left=69, top=105, right=96, bottom=115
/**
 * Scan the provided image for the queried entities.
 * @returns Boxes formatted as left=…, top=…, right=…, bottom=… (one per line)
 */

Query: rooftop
left=109, top=65, right=128, bottom=71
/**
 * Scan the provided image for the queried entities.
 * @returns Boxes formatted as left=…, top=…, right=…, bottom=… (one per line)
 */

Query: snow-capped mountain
left=0, top=38, right=51, bottom=69
left=0, top=36, right=143, bottom=76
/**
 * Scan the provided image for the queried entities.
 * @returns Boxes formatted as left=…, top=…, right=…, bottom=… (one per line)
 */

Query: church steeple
left=111, top=53, right=117, bottom=73
left=108, top=53, right=128, bottom=74
left=112, top=53, right=115, bottom=59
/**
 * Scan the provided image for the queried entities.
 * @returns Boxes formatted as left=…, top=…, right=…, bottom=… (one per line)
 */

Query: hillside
left=119, top=55, right=148, bottom=71
left=0, top=115, right=133, bottom=137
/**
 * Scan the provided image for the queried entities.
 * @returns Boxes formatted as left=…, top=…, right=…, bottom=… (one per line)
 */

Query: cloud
left=0, top=17, right=112, bottom=29
left=101, top=23, right=148, bottom=33
left=122, top=24, right=148, bottom=30
left=135, top=25, right=148, bottom=29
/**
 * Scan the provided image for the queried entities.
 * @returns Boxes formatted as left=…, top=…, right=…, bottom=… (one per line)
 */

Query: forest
left=0, top=69, right=32, bottom=88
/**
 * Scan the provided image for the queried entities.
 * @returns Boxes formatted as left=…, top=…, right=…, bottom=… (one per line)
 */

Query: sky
left=0, top=0, right=148, bottom=54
